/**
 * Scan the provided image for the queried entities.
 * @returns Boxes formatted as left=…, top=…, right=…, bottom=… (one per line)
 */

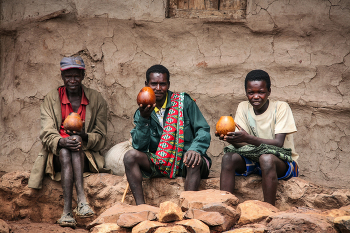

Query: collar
left=61, top=86, right=89, bottom=105
left=154, top=92, right=168, bottom=113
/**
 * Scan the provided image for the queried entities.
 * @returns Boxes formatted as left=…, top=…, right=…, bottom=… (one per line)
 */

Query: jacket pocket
left=184, top=120, right=193, bottom=142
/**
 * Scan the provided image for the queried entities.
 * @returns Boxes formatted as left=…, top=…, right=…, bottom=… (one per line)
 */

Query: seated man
left=218, top=69, right=299, bottom=206
left=124, top=64, right=211, bottom=205
left=28, top=56, right=108, bottom=228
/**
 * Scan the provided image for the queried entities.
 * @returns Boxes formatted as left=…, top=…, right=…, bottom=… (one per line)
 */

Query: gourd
left=216, top=116, right=236, bottom=136
left=63, top=112, right=83, bottom=132
left=137, top=87, right=156, bottom=106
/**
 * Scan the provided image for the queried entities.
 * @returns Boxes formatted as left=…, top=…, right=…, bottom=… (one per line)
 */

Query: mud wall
left=1, top=0, right=349, bottom=188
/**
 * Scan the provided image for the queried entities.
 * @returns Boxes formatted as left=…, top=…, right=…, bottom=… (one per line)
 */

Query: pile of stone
left=87, top=189, right=350, bottom=233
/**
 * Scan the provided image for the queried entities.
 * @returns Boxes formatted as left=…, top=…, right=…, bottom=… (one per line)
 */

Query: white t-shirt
left=234, top=100, right=299, bottom=162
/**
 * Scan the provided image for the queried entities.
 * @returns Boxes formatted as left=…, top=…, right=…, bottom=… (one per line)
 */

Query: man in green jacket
left=28, top=56, right=108, bottom=228
left=124, top=65, right=211, bottom=205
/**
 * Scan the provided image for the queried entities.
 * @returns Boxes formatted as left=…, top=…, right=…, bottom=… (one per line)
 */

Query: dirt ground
left=7, top=219, right=88, bottom=233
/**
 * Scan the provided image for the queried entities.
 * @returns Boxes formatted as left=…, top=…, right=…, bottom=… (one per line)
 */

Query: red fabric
left=58, top=86, right=89, bottom=137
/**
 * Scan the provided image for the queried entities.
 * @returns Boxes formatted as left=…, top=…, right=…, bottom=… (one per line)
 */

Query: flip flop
left=57, top=212, right=76, bottom=228
left=74, top=203, right=95, bottom=218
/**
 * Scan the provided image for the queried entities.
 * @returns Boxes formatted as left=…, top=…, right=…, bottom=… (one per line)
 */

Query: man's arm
left=131, top=110, right=152, bottom=152
left=224, top=124, right=286, bottom=147
left=185, top=96, right=211, bottom=159
left=85, top=95, right=108, bottom=152
left=39, top=94, right=62, bottom=155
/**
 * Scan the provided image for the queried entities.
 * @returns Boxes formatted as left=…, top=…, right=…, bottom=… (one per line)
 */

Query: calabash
left=63, top=112, right=83, bottom=132
left=137, top=87, right=156, bottom=106
left=216, top=116, right=236, bottom=135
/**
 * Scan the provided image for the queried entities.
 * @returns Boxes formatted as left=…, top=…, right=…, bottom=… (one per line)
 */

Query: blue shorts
left=236, top=156, right=299, bottom=180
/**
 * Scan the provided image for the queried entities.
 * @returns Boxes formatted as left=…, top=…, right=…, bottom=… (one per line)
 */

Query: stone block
left=0, top=219, right=10, bottom=233
left=154, top=225, right=187, bottom=233
left=267, top=213, right=337, bottom=233
left=158, top=201, right=183, bottom=223
left=91, top=223, right=131, bottom=233
left=237, top=200, right=279, bottom=225
left=132, top=221, right=166, bottom=233
left=184, top=208, right=224, bottom=226
left=180, top=189, right=239, bottom=211
left=117, top=211, right=157, bottom=228
left=88, top=203, right=159, bottom=229
left=334, top=216, right=350, bottom=233
left=176, top=219, right=210, bottom=233
left=202, top=203, right=240, bottom=232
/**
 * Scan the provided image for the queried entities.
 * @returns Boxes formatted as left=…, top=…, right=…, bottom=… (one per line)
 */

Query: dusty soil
left=7, top=219, right=88, bottom=233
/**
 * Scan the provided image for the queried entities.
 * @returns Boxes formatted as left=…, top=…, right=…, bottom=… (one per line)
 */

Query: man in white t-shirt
left=217, top=69, right=299, bottom=206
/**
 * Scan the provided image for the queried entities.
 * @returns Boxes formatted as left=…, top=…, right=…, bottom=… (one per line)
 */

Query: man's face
left=146, top=73, right=170, bottom=103
left=62, top=69, right=84, bottom=93
left=246, top=80, right=271, bottom=111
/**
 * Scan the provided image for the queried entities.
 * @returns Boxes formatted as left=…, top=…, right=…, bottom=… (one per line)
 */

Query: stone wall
left=1, top=0, right=349, bottom=188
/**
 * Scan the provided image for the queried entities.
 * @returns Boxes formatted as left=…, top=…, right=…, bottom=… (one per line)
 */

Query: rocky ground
left=1, top=172, right=350, bottom=232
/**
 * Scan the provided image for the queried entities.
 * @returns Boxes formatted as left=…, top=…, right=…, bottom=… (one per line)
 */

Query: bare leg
left=123, top=149, right=152, bottom=205
left=184, top=159, right=202, bottom=191
left=70, top=135, right=87, bottom=205
left=220, top=152, right=246, bottom=194
left=259, top=154, right=288, bottom=206
left=59, top=148, right=74, bottom=215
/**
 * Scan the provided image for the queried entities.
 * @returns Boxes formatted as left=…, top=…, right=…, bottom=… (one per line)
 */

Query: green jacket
left=131, top=91, right=211, bottom=169
left=28, top=85, right=108, bottom=189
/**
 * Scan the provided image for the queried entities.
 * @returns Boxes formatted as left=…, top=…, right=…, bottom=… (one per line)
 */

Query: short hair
left=245, top=69, right=271, bottom=90
left=61, top=69, right=85, bottom=78
left=146, top=65, right=170, bottom=83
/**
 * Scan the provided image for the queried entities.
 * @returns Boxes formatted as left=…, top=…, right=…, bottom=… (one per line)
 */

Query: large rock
left=266, top=212, right=337, bottom=232
left=180, top=189, right=239, bottom=211
left=132, top=221, right=166, bottom=233
left=117, top=211, right=157, bottom=228
left=153, top=225, right=187, bottom=233
left=158, top=201, right=183, bottom=223
left=202, top=203, right=240, bottom=232
left=0, top=219, right=10, bottom=233
left=88, top=203, right=159, bottom=229
left=237, top=200, right=280, bottom=225
left=176, top=219, right=210, bottom=233
left=334, top=216, right=350, bottom=233
left=91, top=223, right=131, bottom=233
left=184, top=209, right=224, bottom=226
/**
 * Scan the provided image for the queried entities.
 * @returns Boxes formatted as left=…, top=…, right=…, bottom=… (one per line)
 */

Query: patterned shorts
left=236, top=156, right=299, bottom=180
left=142, top=153, right=210, bottom=179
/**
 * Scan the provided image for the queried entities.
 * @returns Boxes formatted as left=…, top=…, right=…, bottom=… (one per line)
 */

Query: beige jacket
left=28, top=85, right=108, bottom=189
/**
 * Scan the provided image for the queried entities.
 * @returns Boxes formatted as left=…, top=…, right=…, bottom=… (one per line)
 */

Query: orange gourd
left=63, top=112, right=83, bottom=132
left=216, top=116, right=236, bottom=136
left=137, top=87, right=156, bottom=106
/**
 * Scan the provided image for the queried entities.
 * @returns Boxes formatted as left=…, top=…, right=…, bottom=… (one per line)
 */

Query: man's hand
left=65, top=121, right=88, bottom=141
left=139, top=103, right=156, bottom=119
left=183, top=150, right=201, bottom=168
left=58, top=136, right=81, bottom=151
left=223, top=123, right=250, bottom=145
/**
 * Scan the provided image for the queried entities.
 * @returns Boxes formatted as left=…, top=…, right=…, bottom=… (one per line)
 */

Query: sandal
left=57, top=212, right=77, bottom=228
left=74, top=203, right=95, bottom=218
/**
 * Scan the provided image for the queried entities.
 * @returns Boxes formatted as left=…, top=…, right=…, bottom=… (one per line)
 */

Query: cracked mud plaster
left=1, top=0, right=350, bottom=188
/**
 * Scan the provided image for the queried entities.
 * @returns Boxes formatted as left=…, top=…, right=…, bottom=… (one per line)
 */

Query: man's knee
left=221, top=153, right=243, bottom=170
left=259, top=154, right=276, bottom=171
left=59, top=148, right=72, bottom=165
left=123, top=149, right=144, bottom=166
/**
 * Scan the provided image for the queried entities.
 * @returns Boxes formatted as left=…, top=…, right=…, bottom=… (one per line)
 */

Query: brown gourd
left=63, top=112, right=83, bottom=132
left=137, top=87, right=156, bottom=106
left=216, top=116, right=236, bottom=136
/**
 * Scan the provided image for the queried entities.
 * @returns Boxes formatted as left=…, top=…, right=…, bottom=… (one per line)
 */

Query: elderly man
left=28, top=56, right=108, bottom=228
left=124, top=64, right=211, bottom=205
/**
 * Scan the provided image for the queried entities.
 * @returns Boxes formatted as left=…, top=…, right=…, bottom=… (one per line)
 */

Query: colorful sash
left=149, top=92, right=185, bottom=178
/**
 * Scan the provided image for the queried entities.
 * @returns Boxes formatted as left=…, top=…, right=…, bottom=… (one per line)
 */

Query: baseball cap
left=60, top=56, right=86, bottom=71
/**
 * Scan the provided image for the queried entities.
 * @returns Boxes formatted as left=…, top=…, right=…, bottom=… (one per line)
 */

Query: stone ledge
left=0, top=171, right=349, bottom=227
